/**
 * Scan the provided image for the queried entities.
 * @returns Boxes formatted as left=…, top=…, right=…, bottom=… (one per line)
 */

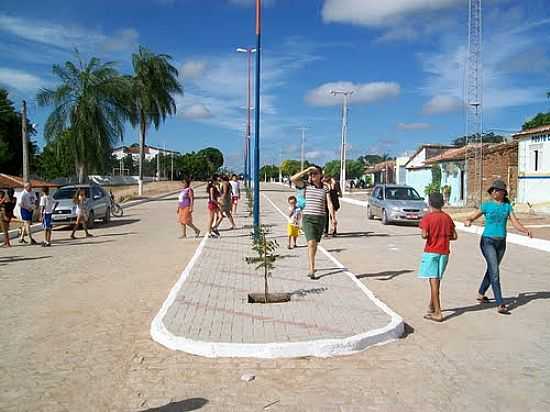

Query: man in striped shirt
left=292, top=165, right=337, bottom=280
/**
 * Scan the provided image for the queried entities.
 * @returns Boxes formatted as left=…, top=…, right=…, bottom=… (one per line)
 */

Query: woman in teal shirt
left=465, top=180, right=532, bottom=314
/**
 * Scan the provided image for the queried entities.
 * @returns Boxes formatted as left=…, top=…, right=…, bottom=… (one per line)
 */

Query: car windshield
left=53, top=187, right=90, bottom=200
left=385, top=187, right=422, bottom=201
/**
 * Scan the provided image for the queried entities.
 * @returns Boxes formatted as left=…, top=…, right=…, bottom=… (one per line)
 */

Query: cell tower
left=465, top=0, right=483, bottom=205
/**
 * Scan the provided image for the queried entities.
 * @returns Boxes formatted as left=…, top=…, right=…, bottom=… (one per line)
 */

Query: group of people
left=176, top=174, right=241, bottom=239
left=287, top=166, right=533, bottom=319
left=0, top=182, right=93, bottom=248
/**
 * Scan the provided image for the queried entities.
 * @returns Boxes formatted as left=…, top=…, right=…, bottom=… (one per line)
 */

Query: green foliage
left=173, top=147, right=224, bottom=180
left=197, top=147, right=224, bottom=176
left=425, top=164, right=442, bottom=196
left=245, top=225, right=280, bottom=300
left=260, top=164, right=279, bottom=180
left=357, top=153, right=390, bottom=165
left=323, top=159, right=364, bottom=179
left=424, top=183, right=440, bottom=196
left=280, top=159, right=309, bottom=177
left=522, top=112, right=550, bottom=130
left=37, top=130, right=76, bottom=180
left=452, top=132, right=506, bottom=146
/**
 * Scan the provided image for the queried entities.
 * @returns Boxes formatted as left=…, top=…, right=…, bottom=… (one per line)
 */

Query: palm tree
left=37, top=51, right=131, bottom=183
left=128, top=46, right=182, bottom=194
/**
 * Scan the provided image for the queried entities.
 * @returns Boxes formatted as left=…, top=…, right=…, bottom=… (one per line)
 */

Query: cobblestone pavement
left=1, top=184, right=549, bottom=411
left=161, top=196, right=395, bottom=349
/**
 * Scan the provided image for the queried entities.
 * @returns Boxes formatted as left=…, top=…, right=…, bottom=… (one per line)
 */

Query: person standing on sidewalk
left=39, top=187, right=57, bottom=247
left=19, top=182, right=38, bottom=245
left=323, top=176, right=341, bottom=238
left=177, top=178, right=200, bottom=239
left=418, top=192, right=457, bottom=322
left=214, top=175, right=236, bottom=231
left=206, top=178, right=221, bottom=238
left=465, top=180, right=532, bottom=314
left=291, top=165, right=336, bottom=280
left=70, top=189, right=92, bottom=239
left=230, top=175, right=241, bottom=215
left=0, top=191, right=11, bottom=247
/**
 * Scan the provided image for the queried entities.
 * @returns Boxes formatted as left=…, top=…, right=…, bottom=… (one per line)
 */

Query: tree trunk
left=76, top=161, right=88, bottom=184
left=138, top=112, right=146, bottom=195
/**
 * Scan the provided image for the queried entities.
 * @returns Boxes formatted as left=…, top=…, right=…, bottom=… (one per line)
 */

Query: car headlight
left=423, top=207, right=429, bottom=212
left=391, top=206, right=401, bottom=212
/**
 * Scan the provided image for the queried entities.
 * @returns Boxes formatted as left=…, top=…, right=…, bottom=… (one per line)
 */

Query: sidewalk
left=151, top=194, right=403, bottom=358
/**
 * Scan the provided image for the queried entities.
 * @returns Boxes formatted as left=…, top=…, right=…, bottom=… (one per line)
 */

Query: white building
left=404, top=144, right=455, bottom=197
left=112, top=144, right=178, bottom=161
left=514, top=125, right=550, bottom=205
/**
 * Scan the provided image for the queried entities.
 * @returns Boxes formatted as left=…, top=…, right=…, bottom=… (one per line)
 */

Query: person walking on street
left=0, top=191, right=11, bottom=247
left=214, top=175, right=236, bottom=231
left=39, top=187, right=57, bottom=247
left=19, top=182, right=38, bottom=245
left=323, top=176, right=341, bottom=237
left=70, top=189, right=92, bottom=239
left=206, top=178, right=221, bottom=238
left=177, top=178, right=200, bottom=239
left=291, top=165, right=336, bottom=280
left=418, top=192, right=457, bottom=322
left=465, top=180, right=532, bottom=314
left=230, top=175, right=241, bottom=215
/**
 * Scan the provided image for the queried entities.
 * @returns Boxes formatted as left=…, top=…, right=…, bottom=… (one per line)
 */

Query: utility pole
left=278, top=148, right=283, bottom=182
left=253, top=0, right=262, bottom=229
left=156, top=148, right=160, bottom=182
left=171, top=152, right=174, bottom=181
left=298, top=127, right=308, bottom=171
left=330, top=90, right=353, bottom=194
left=21, top=100, right=29, bottom=182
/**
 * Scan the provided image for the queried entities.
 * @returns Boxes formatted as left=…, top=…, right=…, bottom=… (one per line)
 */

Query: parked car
left=51, top=184, right=111, bottom=227
left=367, top=184, right=428, bottom=225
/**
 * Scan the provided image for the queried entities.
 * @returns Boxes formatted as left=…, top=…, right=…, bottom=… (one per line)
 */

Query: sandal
left=307, top=271, right=318, bottom=280
left=497, top=305, right=510, bottom=315
left=423, top=313, right=443, bottom=322
left=476, top=296, right=490, bottom=304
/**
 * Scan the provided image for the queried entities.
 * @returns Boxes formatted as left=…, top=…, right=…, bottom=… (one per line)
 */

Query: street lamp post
left=252, top=0, right=262, bottom=229
left=21, top=100, right=29, bottom=182
left=330, top=90, right=353, bottom=194
left=236, top=47, right=256, bottom=188
left=298, top=127, right=308, bottom=171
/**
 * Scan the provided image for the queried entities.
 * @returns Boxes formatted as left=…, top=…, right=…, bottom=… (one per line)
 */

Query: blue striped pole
left=253, top=0, right=262, bottom=228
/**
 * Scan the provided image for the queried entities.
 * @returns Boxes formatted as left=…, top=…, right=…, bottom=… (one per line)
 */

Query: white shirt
left=20, top=189, right=35, bottom=211
left=40, top=194, right=56, bottom=214
left=229, top=180, right=240, bottom=197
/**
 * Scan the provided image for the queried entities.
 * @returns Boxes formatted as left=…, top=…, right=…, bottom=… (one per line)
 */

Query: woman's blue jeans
left=479, top=236, right=507, bottom=305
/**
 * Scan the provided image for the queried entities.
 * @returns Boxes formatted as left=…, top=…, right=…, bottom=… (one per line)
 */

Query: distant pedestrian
left=206, top=178, right=221, bottom=238
left=177, top=178, right=200, bottom=239
left=323, top=176, right=341, bottom=237
left=19, top=181, right=38, bottom=245
left=230, top=174, right=241, bottom=215
left=287, top=195, right=302, bottom=249
left=214, top=175, right=236, bottom=231
left=418, top=192, right=457, bottom=322
left=70, top=189, right=92, bottom=239
left=291, top=165, right=336, bottom=280
left=39, top=187, right=57, bottom=247
left=465, top=180, right=532, bottom=314
left=0, top=191, right=11, bottom=247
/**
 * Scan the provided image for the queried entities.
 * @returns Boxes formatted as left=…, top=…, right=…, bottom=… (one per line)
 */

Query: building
left=404, top=144, right=455, bottom=197
left=514, top=125, right=550, bottom=205
left=395, top=156, right=411, bottom=185
left=365, top=160, right=396, bottom=185
left=425, top=146, right=468, bottom=207
left=112, top=144, right=179, bottom=161
left=464, top=141, right=518, bottom=206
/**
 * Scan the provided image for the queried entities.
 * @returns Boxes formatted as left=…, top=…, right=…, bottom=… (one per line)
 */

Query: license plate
left=53, top=215, right=68, bottom=221
left=406, top=214, right=418, bottom=219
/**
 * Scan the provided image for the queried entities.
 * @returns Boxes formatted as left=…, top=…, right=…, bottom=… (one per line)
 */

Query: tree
left=259, top=164, right=279, bottom=180
left=357, top=154, right=389, bottom=166
left=197, top=147, right=224, bottom=176
left=451, top=132, right=506, bottom=146
left=128, top=46, right=182, bottom=194
left=280, top=159, right=309, bottom=177
left=37, top=51, right=131, bottom=183
left=522, top=112, right=550, bottom=130
left=323, top=159, right=364, bottom=179
left=0, top=88, right=38, bottom=175
left=37, top=130, right=76, bottom=180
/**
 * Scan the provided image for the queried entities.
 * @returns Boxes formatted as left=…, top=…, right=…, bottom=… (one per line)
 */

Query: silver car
left=367, top=184, right=428, bottom=225
left=51, top=184, right=111, bottom=227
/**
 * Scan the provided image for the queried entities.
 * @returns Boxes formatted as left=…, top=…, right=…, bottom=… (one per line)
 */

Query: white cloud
left=100, top=29, right=139, bottom=52
left=422, top=95, right=463, bottom=115
left=180, top=103, right=213, bottom=120
left=321, top=0, right=460, bottom=27
left=0, top=68, right=44, bottom=92
left=398, top=122, right=431, bottom=130
left=181, top=60, right=207, bottom=80
left=305, top=81, right=400, bottom=107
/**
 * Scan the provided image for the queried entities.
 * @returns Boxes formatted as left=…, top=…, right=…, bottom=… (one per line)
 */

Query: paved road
left=1, top=184, right=549, bottom=411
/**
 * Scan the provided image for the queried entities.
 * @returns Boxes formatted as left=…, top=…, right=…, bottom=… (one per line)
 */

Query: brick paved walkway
left=153, top=195, right=403, bottom=357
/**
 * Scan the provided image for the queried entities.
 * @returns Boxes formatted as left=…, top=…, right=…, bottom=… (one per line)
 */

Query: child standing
left=418, top=192, right=457, bottom=322
left=39, top=187, right=57, bottom=247
left=287, top=196, right=302, bottom=249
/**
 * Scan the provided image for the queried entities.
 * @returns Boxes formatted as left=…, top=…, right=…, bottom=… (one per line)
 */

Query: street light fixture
left=330, top=90, right=353, bottom=194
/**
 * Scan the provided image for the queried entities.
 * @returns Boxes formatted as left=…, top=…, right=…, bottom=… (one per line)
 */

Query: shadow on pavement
left=400, top=322, right=415, bottom=338
left=324, top=248, right=346, bottom=253
left=355, top=269, right=414, bottom=281
left=141, top=397, right=209, bottom=412
left=443, top=291, right=550, bottom=321
left=50, top=239, right=115, bottom=247
left=53, top=218, right=140, bottom=231
left=290, top=287, right=328, bottom=297
left=316, top=267, right=347, bottom=278
left=0, top=255, right=52, bottom=266
left=333, top=231, right=389, bottom=238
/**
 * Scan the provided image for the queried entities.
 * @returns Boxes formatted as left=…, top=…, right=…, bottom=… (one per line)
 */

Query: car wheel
left=103, top=207, right=111, bottom=224
left=382, top=209, right=390, bottom=225
left=87, top=210, right=95, bottom=229
left=367, top=206, right=374, bottom=220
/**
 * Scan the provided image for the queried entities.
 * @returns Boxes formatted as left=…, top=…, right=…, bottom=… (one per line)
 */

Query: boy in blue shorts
left=418, top=192, right=457, bottom=322
left=39, top=187, right=57, bottom=247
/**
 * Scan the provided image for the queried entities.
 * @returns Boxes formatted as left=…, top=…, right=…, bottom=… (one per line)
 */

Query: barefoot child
left=287, top=196, right=302, bottom=249
left=418, top=192, right=457, bottom=322
left=39, top=187, right=57, bottom=247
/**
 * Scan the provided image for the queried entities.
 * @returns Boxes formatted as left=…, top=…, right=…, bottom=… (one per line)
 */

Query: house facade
left=404, top=144, right=455, bottom=197
left=365, top=160, right=396, bottom=185
left=514, top=125, right=550, bottom=205
left=425, top=146, right=468, bottom=207
left=112, top=144, right=178, bottom=161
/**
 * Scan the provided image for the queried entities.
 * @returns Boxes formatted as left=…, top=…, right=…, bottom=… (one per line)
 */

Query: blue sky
left=1, top=0, right=549, bottom=170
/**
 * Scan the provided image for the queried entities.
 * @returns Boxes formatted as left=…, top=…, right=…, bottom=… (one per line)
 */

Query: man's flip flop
left=476, top=296, right=490, bottom=303
left=423, top=313, right=443, bottom=322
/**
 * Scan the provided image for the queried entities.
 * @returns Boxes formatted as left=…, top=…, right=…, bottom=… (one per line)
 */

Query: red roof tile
left=0, top=174, right=60, bottom=189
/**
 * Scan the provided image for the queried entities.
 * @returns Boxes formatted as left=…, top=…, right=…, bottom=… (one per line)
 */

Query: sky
left=1, top=0, right=549, bottom=171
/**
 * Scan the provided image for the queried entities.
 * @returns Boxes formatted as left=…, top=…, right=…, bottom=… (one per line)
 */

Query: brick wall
left=466, top=141, right=518, bottom=206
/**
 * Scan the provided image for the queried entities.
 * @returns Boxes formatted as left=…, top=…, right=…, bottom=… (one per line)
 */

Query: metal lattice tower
left=465, top=0, right=483, bottom=205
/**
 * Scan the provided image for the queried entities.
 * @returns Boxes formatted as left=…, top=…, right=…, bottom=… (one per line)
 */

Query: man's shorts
left=21, top=208, right=33, bottom=222
left=42, top=213, right=53, bottom=230
left=418, top=252, right=449, bottom=279
left=287, top=223, right=300, bottom=238
left=232, top=195, right=240, bottom=205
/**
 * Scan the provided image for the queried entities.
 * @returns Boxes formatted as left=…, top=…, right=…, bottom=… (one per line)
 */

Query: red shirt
left=419, top=211, right=455, bottom=255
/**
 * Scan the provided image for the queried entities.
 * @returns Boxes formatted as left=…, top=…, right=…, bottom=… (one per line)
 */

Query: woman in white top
left=229, top=175, right=241, bottom=215
left=70, top=189, right=92, bottom=239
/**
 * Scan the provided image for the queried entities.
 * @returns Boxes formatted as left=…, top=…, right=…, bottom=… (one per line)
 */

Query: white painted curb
left=150, top=193, right=404, bottom=359
left=340, top=197, right=550, bottom=254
